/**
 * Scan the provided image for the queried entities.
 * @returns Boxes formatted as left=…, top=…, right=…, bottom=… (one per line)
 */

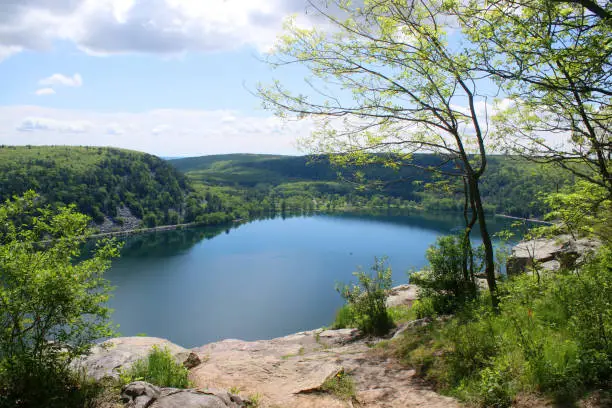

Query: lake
left=105, top=212, right=516, bottom=347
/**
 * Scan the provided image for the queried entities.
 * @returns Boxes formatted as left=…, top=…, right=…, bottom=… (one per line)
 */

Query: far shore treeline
left=0, top=146, right=575, bottom=232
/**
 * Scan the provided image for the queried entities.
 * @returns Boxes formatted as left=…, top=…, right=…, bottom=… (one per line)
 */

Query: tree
left=459, top=0, right=611, bottom=195
left=0, top=191, right=120, bottom=405
left=259, top=0, right=501, bottom=305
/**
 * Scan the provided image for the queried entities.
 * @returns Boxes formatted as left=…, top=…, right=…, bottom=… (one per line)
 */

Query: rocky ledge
left=507, top=235, right=600, bottom=275
left=77, top=285, right=459, bottom=408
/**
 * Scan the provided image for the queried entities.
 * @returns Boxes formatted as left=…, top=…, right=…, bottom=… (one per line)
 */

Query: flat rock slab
left=76, top=337, right=190, bottom=380
left=190, top=329, right=459, bottom=408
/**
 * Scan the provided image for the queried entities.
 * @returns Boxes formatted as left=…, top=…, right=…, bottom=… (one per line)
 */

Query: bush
left=0, top=358, right=105, bottom=408
left=0, top=192, right=120, bottom=407
left=331, top=304, right=357, bottom=329
left=120, top=346, right=191, bottom=388
left=391, top=246, right=612, bottom=405
left=410, top=235, right=479, bottom=316
left=335, top=257, right=394, bottom=336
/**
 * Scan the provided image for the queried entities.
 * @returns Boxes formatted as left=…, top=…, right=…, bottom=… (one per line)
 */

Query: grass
left=378, top=249, right=612, bottom=407
left=387, top=305, right=417, bottom=324
left=119, top=346, right=191, bottom=389
left=320, top=369, right=356, bottom=401
left=245, top=393, right=263, bottom=407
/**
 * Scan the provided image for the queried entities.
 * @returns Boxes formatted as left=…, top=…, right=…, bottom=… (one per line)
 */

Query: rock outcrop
left=507, top=235, right=600, bottom=275
left=75, top=337, right=192, bottom=380
left=189, top=328, right=458, bottom=408
left=77, top=284, right=459, bottom=408
left=121, top=381, right=244, bottom=408
left=386, top=284, right=418, bottom=307
left=79, top=329, right=458, bottom=408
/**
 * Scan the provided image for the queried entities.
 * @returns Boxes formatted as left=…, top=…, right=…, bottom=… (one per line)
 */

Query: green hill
left=169, top=154, right=575, bottom=218
left=0, top=146, right=206, bottom=229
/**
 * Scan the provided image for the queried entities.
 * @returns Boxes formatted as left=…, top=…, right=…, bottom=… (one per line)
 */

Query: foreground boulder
left=507, top=235, right=600, bottom=275
left=121, top=381, right=244, bottom=408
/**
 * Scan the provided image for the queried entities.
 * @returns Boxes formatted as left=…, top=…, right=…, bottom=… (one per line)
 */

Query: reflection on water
left=104, top=211, right=518, bottom=347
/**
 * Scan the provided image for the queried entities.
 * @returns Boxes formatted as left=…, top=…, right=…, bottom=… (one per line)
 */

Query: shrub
left=120, top=346, right=191, bottom=388
left=410, top=235, right=479, bottom=315
left=0, top=192, right=120, bottom=407
left=336, top=257, right=394, bottom=336
left=411, top=298, right=437, bottom=319
left=331, top=304, right=357, bottom=329
left=391, top=246, right=612, bottom=405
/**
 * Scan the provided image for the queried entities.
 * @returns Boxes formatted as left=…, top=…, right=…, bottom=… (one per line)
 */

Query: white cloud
left=39, top=73, right=83, bottom=87
left=0, top=106, right=311, bottom=155
left=35, top=88, right=56, bottom=96
left=151, top=124, right=171, bottom=135
left=106, top=123, right=124, bottom=135
left=0, top=0, right=323, bottom=60
left=221, top=114, right=237, bottom=123
left=16, top=117, right=92, bottom=133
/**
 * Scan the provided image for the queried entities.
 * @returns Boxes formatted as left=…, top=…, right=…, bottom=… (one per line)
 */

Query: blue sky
left=0, top=0, right=318, bottom=156
left=0, top=0, right=510, bottom=157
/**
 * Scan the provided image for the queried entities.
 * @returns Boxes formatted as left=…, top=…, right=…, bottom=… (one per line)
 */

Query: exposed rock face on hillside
left=97, top=207, right=143, bottom=234
left=507, top=235, right=601, bottom=275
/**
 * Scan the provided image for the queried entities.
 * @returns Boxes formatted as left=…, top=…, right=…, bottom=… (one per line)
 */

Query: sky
left=0, top=0, right=322, bottom=156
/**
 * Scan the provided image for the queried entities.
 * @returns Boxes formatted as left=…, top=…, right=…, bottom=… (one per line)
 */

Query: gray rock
left=507, top=235, right=600, bottom=275
left=392, top=318, right=432, bottom=339
left=121, top=382, right=244, bottom=408
left=386, top=284, right=418, bottom=307
left=74, top=337, right=190, bottom=380
left=183, top=352, right=202, bottom=369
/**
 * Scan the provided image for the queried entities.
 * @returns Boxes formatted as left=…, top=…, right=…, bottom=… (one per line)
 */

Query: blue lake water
left=105, top=212, right=515, bottom=347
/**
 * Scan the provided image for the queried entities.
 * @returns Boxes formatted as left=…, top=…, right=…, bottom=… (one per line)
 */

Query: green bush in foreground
left=120, top=346, right=191, bottom=389
left=396, top=247, right=612, bottom=406
left=409, top=235, right=479, bottom=316
left=335, top=257, right=394, bottom=336
left=0, top=192, right=120, bottom=408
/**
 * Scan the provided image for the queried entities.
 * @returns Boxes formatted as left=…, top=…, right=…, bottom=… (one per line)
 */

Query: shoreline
left=493, top=213, right=553, bottom=225
left=89, top=209, right=553, bottom=240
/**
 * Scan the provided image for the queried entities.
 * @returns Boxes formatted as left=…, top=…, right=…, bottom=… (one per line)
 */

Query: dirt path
left=190, top=329, right=459, bottom=408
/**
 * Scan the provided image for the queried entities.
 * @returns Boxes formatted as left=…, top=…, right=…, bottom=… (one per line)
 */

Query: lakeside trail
left=80, top=285, right=459, bottom=408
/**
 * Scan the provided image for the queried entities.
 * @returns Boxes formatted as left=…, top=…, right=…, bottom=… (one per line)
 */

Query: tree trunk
left=469, top=176, right=499, bottom=309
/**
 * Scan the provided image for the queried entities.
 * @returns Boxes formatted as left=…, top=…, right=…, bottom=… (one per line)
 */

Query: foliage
left=119, top=346, right=191, bottom=389
left=410, top=235, right=480, bottom=316
left=0, top=146, right=203, bottom=226
left=0, top=363, right=107, bottom=408
left=460, top=0, right=611, bottom=194
left=0, top=191, right=120, bottom=407
left=321, top=369, right=356, bottom=401
left=543, top=181, right=612, bottom=245
left=393, top=246, right=612, bottom=405
left=335, top=257, right=394, bottom=336
left=331, top=304, right=357, bottom=330
left=175, top=153, right=574, bottom=218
